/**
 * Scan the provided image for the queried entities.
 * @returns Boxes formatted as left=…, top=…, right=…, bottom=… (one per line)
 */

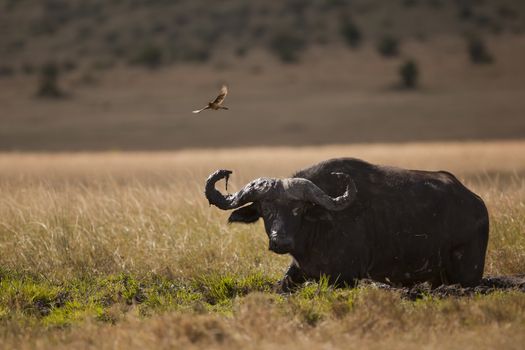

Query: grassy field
left=0, top=141, right=524, bottom=349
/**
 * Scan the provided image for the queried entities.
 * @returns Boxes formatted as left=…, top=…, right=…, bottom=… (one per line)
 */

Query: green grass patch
left=0, top=270, right=275, bottom=327
left=1, top=269, right=525, bottom=332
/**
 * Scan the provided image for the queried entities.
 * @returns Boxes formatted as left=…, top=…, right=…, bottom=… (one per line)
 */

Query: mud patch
left=357, top=276, right=525, bottom=300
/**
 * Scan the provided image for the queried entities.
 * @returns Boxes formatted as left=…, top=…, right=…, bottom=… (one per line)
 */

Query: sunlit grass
left=0, top=141, right=524, bottom=349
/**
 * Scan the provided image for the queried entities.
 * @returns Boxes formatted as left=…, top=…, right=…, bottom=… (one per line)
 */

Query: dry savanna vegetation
left=2, top=0, right=525, bottom=67
left=1, top=0, right=524, bottom=348
left=0, top=141, right=524, bottom=349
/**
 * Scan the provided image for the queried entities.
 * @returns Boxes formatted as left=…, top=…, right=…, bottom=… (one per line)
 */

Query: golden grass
left=0, top=140, right=524, bottom=349
left=2, top=290, right=525, bottom=350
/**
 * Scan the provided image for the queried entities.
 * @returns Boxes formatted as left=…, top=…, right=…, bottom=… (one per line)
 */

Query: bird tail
left=192, top=106, right=209, bottom=114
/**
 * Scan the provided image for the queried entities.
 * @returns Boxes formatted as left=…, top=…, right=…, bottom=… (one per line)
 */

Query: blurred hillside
left=0, top=0, right=525, bottom=151
left=1, top=0, right=525, bottom=68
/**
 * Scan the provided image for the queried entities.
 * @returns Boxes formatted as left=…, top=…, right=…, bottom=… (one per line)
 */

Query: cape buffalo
left=205, top=158, right=489, bottom=290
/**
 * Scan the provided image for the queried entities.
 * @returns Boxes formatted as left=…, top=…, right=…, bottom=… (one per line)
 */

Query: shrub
left=402, top=0, right=418, bottom=7
left=131, top=44, right=163, bottom=69
left=399, top=60, right=419, bottom=89
left=468, top=37, right=493, bottom=64
left=322, top=0, right=347, bottom=9
left=269, top=32, right=306, bottom=63
left=180, top=46, right=211, bottom=63
left=458, top=5, right=473, bottom=20
left=92, top=60, right=115, bottom=71
left=62, top=60, right=77, bottom=72
left=428, top=0, right=443, bottom=9
left=0, top=65, right=14, bottom=77
left=498, top=5, right=518, bottom=20
left=36, top=62, right=64, bottom=98
left=104, top=31, right=120, bottom=45
left=21, top=63, right=35, bottom=75
left=340, top=17, right=362, bottom=48
left=7, top=39, right=25, bottom=52
left=286, top=0, right=309, bottom=14
left=4, top=0, right=17, bottom=11
left=475, top=14, right=493, bottom=29
left=235, top=45, right=248, bottom=58
left=377, top=35, right=400, bottom=57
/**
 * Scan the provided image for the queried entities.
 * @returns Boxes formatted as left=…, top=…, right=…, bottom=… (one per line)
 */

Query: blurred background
left=0, top=0, right=524, bottom=151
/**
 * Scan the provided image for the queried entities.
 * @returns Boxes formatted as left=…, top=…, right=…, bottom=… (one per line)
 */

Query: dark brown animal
left=205, top=158, right=489, bottom=290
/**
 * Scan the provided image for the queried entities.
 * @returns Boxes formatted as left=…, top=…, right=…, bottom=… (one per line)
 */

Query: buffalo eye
left=262, top=206, right=273, bottom=217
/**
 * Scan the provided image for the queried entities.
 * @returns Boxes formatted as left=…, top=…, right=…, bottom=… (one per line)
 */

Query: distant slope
left=1, top=0, right=525, bottom=151
left=1, top=0, right=525, bottom=69
left=1, top=34, right=525, bottom=151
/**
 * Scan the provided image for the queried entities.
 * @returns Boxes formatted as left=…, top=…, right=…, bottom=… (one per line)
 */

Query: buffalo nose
left=269, top=236, right=294, bottom=254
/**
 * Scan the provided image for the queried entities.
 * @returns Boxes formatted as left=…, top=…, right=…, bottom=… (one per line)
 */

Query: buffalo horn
left=205, top=169, right=278, bottom=210
left=282, top=172, right=356, bottom=211
left=206, top=169, right=356, bottom=211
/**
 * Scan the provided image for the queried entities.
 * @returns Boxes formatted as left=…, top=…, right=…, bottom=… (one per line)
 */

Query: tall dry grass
left=0, top=141, right=523, bottom=279
left=0, top=141, right=524, bottom=349
left=3, top=290, right=525, bottom=350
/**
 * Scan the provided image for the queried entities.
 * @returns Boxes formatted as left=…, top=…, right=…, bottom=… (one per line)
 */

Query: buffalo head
left=205, top=169, right=357, bottom=254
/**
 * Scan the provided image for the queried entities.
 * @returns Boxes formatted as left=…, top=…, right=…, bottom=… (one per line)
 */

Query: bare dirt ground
left=1, top=35, right=525, bottom=151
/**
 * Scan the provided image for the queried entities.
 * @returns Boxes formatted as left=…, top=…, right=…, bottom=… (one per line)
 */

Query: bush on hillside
left=340, top=17, right=362, bottom=48
left=399, top=59, right=419, bottom=89
left=36, top=62, right=64, bottom=98
left=21, top=63, right=35, bottom=75
left=468, top=37, right=493, bottom=64
left=180, top=46, right=211, bottom=63
left=377, top=35, right=400, bottom=57
left=0, top=65, right=14, bottom=77
left=458, top=5, right=474, bottom=20
left=269, top=33, right=306, bottom=63
left=131, top=44, right=163, bottom=69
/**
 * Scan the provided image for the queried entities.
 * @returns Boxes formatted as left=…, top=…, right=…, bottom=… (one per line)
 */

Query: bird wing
left=192, top=106, right=209, bottom=114
left=212, top=85, right=228, bottom=105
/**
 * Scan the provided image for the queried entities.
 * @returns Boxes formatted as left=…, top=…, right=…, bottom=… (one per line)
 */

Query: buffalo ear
left=228, top=203, right=261, bottom=224
left=304, top=205, right=333, bottom=222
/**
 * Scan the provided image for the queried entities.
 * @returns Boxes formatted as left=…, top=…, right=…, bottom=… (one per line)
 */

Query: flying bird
left=192, top=85, right=229, bottom=114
